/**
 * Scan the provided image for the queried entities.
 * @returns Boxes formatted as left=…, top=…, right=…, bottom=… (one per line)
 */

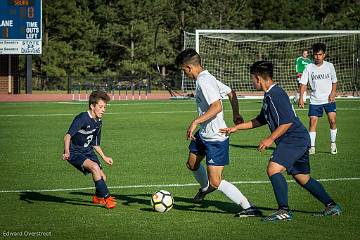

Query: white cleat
left=309, top=146, right=316, bottom=155
left=331, top=143, right=338, bottom=155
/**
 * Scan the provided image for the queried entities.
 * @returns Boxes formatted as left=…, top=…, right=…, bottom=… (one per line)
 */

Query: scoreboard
left=0, top=0, right=42, bottom=54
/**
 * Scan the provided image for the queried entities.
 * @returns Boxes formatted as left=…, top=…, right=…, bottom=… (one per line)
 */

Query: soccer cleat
left=309, top=146, right=316, bottom=155
left=331, top=142, right=338, bottom=155
left=235, top=207, right=263, bottom=218
left=314, top=204, right=342, bottom=217
left=262, top=209, right=293, bottom=222
left=92, top=195, right=116, bottom=209
left=193, top=185, right=216, bottom=203
left=104, top=196, right=116, bottom=209
left=92, top=195, right=106, bottom=205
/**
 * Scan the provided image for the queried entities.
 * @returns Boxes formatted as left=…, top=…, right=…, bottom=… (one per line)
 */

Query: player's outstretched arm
left=63, top=134, right=71, bottom=161
left=94, top=146, right=113, bottom=166
left=227, top=90, right=244, bottom=124
left=258, top=123, right=292, bottom=152
left=220, top=118, right=263, bottom=135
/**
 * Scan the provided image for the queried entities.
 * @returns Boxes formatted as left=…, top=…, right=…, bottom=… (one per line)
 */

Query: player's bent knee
left=186, top=162, right=199, bottom=171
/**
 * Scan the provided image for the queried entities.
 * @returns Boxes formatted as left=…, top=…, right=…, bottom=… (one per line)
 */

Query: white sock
left=330, top=128, right=337, bottom=143
left=218, top=180, right=251, bottom=209
left=295, top=93, right=299, bottom=101
left=309, top=131, right=316, bottom=147
left=193, top=164, right=209, bottom=191
left=303, top=91, right=307, bottom=102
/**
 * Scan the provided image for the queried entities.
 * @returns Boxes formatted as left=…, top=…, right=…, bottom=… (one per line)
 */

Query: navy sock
left=269, top=173, right=288, bottom=209
left=94, top=178, right=110, bottom=198
left=302, top=177, right=334, bottom=206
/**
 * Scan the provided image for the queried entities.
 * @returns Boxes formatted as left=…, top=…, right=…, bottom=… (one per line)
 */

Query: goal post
left=183, top=30, right=360, bottom=97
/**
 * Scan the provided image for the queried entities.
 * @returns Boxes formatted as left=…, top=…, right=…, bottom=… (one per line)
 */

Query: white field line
left=0, top=107, right=360, bottom=117
left=1, top=177, right=359, bottom=193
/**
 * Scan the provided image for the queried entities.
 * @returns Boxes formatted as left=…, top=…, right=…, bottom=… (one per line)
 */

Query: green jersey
left=295, top=57, right=312, bottom=73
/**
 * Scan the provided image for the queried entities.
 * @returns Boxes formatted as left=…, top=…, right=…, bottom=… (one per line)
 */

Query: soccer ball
left=151, top=190, right=174, bottom=212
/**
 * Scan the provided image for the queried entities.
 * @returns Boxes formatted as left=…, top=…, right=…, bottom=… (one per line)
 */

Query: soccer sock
left=330, top=128, right=337, bottom=143
left=309, top=131, right=316, bottom=147
left=269, top=173, right=288, bottom=209
left=192, top=164, right=209, bottom=191
left=295, top=93, right=299, bottom=101
left=94, top=177, right=110, bottom=198
left=302, top=177, right=334, bottom=206
left=218, top=180, right=251, bottom=209
left=303, top=91, right=307, bottom=102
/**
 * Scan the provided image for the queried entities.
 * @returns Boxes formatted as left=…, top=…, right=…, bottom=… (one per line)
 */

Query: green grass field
left=0, top=99, right=359, bottom=240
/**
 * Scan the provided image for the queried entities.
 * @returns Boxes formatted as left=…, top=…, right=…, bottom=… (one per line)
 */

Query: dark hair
left=175, top=48, right=201, bottom=66
left=312, top=43, right=326, bottom=53
left=250, top=60, right=273, bottom=78
left=88, top=91, right=110, bottom=109
left=303, top=48, right=309, bottom=53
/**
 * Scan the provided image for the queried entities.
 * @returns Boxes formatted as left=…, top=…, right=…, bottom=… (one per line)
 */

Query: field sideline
left=0, top=99, right=359, bottom=240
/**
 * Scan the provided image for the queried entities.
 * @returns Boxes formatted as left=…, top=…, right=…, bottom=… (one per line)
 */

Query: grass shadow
left=19, top=191, right=97, bottom=207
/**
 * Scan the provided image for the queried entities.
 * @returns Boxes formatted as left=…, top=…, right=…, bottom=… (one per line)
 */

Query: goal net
left=183, top=30, right=360, bottom=97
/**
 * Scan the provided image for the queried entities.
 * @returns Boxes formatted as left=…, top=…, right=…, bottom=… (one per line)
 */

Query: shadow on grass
left=230, top=144, right=275, bottom=151
left=19, top=191, right=97, bottom=208
left=19, top=191, right=319, bottom=215
left=70, top=191, right=277, bottom=214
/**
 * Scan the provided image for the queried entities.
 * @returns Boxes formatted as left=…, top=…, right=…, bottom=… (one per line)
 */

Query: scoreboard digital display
left=0, top=0, right=42, bottom=54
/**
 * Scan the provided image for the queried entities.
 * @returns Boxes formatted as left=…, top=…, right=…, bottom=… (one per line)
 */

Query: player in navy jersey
left=220, top=61, right=341, bottom=221
left=63, top=91, right=116, bottom=209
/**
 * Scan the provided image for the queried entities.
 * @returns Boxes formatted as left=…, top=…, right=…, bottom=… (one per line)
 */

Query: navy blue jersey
left=67, top=111, right=102, bottom=154
left=256, top=84, right=309, bottom=145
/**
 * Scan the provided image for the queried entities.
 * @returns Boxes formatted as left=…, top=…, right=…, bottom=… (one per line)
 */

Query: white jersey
left=195, top=70, right=229, bottom=141
left=299, top=61, right=337, bottom=105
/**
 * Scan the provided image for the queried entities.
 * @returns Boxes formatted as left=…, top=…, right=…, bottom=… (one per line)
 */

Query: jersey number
left=84, top=135, right=93, bottom=147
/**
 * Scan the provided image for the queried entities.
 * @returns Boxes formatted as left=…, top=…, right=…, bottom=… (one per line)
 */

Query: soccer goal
left=183, top=30, right=360, bottom=97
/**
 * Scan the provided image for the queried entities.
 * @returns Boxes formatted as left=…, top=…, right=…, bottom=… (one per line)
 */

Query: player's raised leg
left=83, top=160, right=116, bottom=209
left=206, top=165, right=262, bottom=217
left=186, top=152, right=211, bottom=202
left=293, top=173, right=341, bottom=216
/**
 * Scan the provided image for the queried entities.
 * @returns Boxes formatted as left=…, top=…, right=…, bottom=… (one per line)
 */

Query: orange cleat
left=104, top=196, right=116, bottom=209
left=92, top=195, right=106, bottom=205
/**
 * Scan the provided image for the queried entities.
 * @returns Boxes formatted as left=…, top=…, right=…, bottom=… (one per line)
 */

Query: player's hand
left=328, top=93, right=336, bottom=103
left=62, top=152, right=70, bottom=161
left=298, top=98, right=305, bottom=108
left=219, top=127, right=237, bottom=136
left=258, top=137, right=274, bottom=152
left=233, top=114, right=244, bottom=125
left=103, top=156, right=113, bottom=166
left=187, top=121, right=198, bottom=140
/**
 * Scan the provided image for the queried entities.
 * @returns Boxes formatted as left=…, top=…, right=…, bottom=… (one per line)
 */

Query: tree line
left=34, top=0, right=359, bottom=79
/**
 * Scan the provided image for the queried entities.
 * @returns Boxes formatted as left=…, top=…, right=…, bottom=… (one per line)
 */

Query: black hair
left=88, top=91, right=110, bottom=109
left=312, top=43, right=326, bottom=53
left=175, top=48, right=201, bottom=66
left=249, top=60, right=273, bottom=79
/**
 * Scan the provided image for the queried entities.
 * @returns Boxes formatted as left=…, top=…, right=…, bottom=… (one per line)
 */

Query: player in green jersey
left=294, top=49, right=312, bottom=103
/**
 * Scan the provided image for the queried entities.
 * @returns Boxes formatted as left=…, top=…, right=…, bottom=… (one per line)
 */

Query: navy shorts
left=308, top=102, right=336, bottom=117
left=271, top=138, right=311, bottom=175
left=189, top=131, right=229, bottom=166
left=68, top=151, right=101, bottom=175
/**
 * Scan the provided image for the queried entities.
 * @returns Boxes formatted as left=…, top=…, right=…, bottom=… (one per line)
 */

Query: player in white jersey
left=298, top=43, right=338, bottom=155
left=175, top=48, right=262, bottom=217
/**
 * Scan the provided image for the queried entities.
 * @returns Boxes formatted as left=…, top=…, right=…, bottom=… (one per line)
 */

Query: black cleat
left=193, top=185, right=216, bottom=203
left=235, top=207, right=263, bottom=217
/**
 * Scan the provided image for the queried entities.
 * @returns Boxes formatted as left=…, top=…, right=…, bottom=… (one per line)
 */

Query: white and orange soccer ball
left=151, top=190, right=174, bottom=212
